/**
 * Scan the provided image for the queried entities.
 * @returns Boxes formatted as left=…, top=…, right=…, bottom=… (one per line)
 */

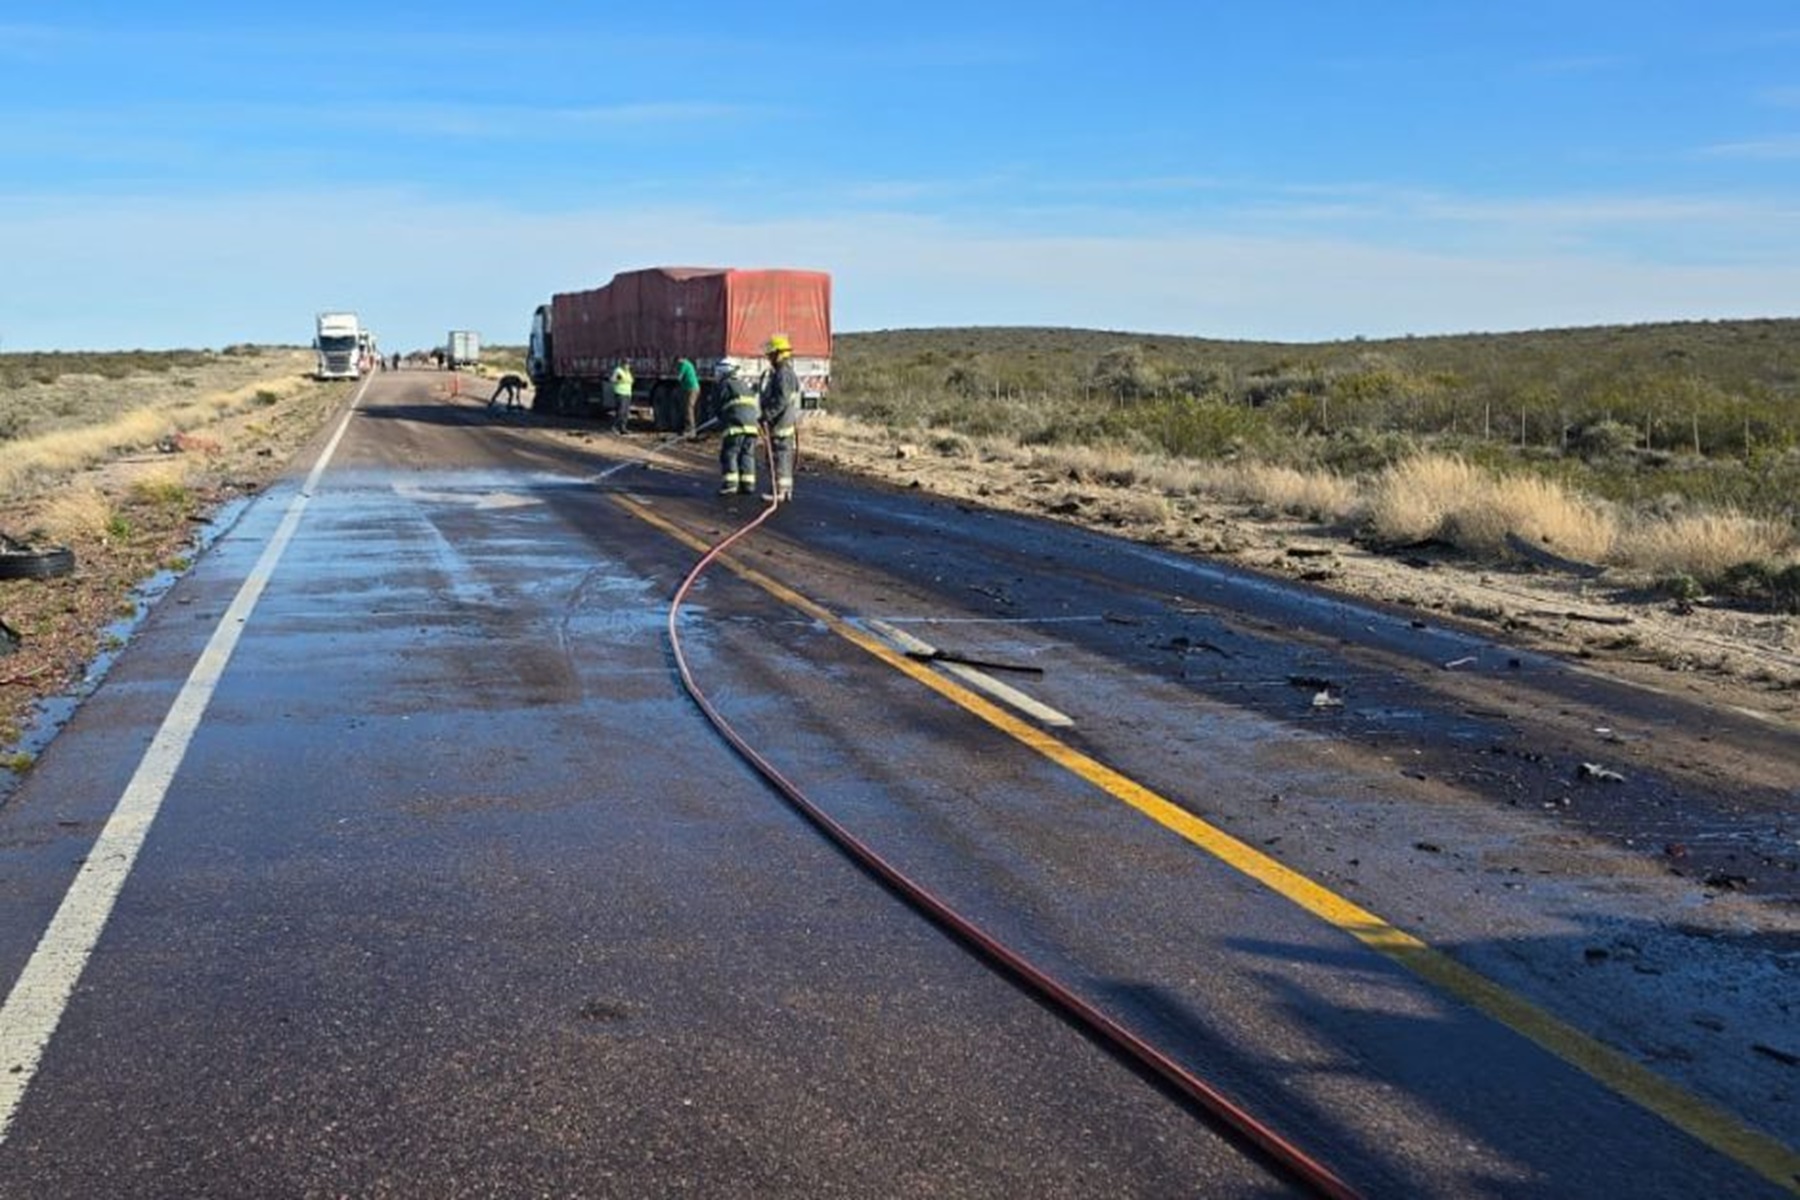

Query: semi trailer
left=445, top=330, right=481, bottom=370
left=526, top=267, right=831, bottom=429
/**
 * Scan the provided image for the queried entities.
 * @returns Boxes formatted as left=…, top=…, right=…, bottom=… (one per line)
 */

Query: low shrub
left=1713, top=560, right=1800, bottom=613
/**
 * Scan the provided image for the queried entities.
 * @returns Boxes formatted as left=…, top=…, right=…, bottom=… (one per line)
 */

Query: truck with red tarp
left=526, top=266, right=832, bottom=430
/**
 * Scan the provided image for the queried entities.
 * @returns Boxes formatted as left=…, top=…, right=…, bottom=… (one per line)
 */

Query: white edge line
left=0, top=378, right=368, bottom=1141
left=864, top=618, right=1074, bottom=729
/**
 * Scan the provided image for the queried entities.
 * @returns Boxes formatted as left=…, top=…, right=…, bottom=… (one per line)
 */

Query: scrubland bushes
left=829, top=322, right=1800, bottom=601
left=0, top=349, right=315, bottom=494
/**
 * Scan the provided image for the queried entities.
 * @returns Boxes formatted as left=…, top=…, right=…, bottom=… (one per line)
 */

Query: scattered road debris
left=904, top=648, right=1044, bottom=675
left=1751, top=1043, right=1799, bottom=1067
left=1504, top=532, right=1606, bottom=578
left=1530, top=608, right=1634, bottom=627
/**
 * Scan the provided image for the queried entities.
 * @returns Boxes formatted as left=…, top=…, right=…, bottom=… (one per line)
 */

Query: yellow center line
left=617, top=493, right=1800, bottom=1194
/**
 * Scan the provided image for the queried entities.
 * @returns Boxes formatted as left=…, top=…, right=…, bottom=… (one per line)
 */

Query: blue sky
left=1, top=2, right=1796, bottom=352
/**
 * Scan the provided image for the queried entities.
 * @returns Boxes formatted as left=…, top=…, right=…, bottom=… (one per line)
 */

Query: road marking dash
left=863, top=618, right=1072, bottom=728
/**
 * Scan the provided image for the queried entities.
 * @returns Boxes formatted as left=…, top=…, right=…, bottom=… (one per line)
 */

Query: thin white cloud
left=289, top=100, right=756, bottom=139
left=1700, top=135, right=1800, bottom=160
left=1409, top=192, right=1798, bottom=226
left=1, top=189, right=1795, bottom=353
left=553, top=103, right=752, bottom=129
left=0, top=22, right=76, bottom=60
left=1523, top=55, right=1629, bottom=76
left=0, top=20, right=681, bottom=62
left=0, top=98, right=761, bottom=150
left=797, top=177, right=1800, bottom=264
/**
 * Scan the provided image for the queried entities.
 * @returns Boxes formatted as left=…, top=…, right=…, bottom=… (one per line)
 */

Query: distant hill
left=834, top=319, right=1800, bottom=406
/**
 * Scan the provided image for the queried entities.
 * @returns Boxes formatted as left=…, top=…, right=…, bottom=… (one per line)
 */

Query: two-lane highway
left=0, top=372, right=1793, bottom=1197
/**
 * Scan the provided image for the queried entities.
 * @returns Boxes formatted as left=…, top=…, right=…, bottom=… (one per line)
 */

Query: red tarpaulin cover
left=552, top=267, right=831, bottom=376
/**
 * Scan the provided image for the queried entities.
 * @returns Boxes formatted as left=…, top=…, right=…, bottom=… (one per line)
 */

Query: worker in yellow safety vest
left=609, top=360, right=634, bottom=434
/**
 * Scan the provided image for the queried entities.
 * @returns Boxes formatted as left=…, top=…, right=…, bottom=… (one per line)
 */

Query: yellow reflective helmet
left=765, top=334, right=792, bottom=356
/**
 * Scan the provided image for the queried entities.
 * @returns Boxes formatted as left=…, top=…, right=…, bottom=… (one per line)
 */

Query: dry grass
left=1, top=417, right=164, bottom=493
left=1365, top=454, right=1615, bottom=561
left=1365, top=455, right=1485, bottom=545
left=1131, top=459, right=1211, bottom=496
left=1113, top=490, right=1173, bottom=525
left=1616, top=512, right=1795, bottom=579
left=0, top=353, right=311, bottom=497
left=127, top=463, right=196, bottom=510
left=1028, top=443, right=1146, bottom=488
left=1201, top=462, right=1362, bottom=524
left=813, top=410, right=1792, bottom=586
left=1487, top=474, right=1615, bottom=562
left=32, top=485, right=116, bottom=544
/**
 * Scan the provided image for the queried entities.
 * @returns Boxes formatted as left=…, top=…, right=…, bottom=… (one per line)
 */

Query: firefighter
left=760, top=334, right=802, bottom=501
left=714, top=358, right=762, bottom=495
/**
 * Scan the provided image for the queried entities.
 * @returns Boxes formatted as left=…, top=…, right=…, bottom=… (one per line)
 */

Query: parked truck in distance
left=313, top=311, right=363, bottom=380
left=526, top=267, right=831, bottom=430
left=445, top=330, right=481, bottom=370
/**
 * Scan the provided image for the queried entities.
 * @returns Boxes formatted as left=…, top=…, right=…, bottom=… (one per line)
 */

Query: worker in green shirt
left=676, top=357, right=700, bottom=436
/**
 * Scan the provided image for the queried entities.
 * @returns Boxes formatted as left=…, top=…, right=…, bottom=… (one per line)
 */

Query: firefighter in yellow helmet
left=759, top=335, right=801, bottom=501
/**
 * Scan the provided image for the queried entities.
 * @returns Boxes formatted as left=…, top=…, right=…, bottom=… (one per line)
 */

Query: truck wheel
left=0, top=535, right=76, bottom=580
left=646, top=380, right=673, bottom=432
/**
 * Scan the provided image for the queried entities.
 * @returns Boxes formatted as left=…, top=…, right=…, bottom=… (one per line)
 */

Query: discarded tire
left=0, top=536, right=75, bottom=580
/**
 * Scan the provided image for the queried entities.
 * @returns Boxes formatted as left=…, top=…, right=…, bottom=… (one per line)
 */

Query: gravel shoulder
left=801, top=413, right=1800, bottom=723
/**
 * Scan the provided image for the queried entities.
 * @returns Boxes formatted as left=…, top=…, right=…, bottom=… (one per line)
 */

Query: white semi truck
left=314, top=312, right=363, bottom=380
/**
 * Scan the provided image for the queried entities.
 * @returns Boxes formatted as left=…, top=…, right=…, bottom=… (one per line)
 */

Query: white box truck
left=446, top=330, right=481, bottom=370
left=314, top=312, right=363, bottom=380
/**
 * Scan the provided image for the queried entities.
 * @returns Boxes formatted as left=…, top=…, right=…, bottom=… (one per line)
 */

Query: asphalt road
left=0, top=372, right=1793, bottom=1198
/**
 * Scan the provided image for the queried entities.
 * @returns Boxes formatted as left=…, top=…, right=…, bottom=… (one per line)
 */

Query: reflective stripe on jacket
left=719, top=378, right=761, bottom=435
left=759, top=359, right=801, bottom=431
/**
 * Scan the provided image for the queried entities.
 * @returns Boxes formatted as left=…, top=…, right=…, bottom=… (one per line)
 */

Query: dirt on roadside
left=799, top=413, right=1800, bottom=724
left=0, top=351, right=350, bottom=767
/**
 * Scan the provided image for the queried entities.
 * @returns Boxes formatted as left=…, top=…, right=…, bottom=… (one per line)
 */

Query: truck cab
left=314, top=312, right=362, bottom=380
left=527, top=306, right=554, bottom=387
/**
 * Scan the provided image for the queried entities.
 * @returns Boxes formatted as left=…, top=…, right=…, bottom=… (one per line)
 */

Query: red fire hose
left=660, top=478, right=1362, bottom=1200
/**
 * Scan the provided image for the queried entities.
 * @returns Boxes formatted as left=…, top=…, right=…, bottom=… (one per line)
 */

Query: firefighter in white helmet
left=760, top=334, right=801, bottom=501
left=714, top=358, right=762, bottom=496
